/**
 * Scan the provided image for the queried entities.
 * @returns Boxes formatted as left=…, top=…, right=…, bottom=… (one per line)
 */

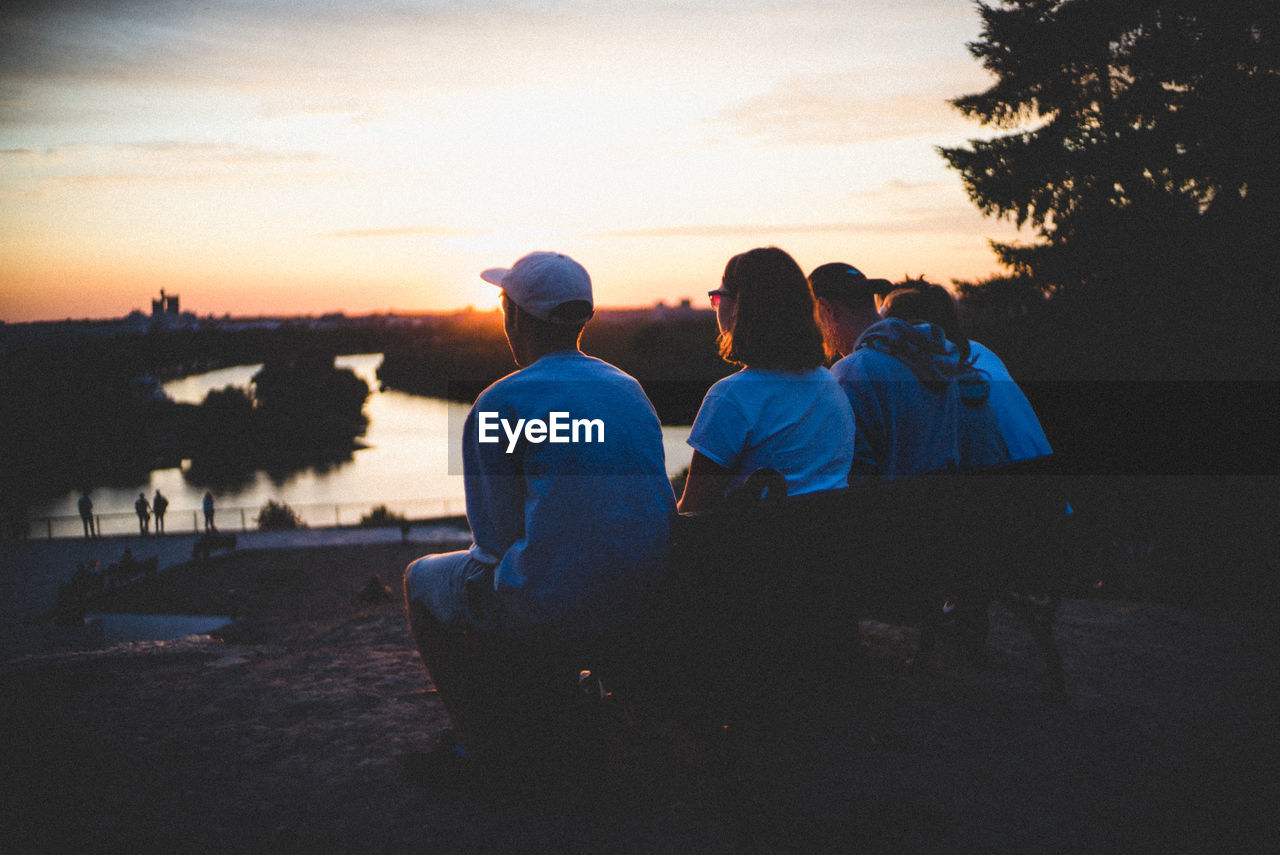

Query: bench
left=652, top=458, right=1070, bottom=717
left=585, top=458, right=1073, bottom=747
left=442, top=459, right=1073, bottom=761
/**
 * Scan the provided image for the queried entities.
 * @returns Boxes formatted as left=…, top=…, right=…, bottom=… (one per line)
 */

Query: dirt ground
left=3, top=543, right=1276, bottom=854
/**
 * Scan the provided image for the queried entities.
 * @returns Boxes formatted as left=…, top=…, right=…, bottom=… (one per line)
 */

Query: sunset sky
left=1, top=0, right=1024, bottom=323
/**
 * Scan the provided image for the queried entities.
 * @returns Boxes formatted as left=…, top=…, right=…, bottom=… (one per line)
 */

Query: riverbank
left=3, top=542, right=1275, bottom=853
left=0, top=520, right=472, bottom=660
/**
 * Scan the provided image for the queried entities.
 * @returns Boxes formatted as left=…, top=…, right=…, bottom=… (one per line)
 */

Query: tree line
left=376, top=313, right=735, bottom=425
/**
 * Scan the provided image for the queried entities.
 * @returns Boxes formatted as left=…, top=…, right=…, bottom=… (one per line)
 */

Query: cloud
left=884, top=178, right=947, bottom=192
left=0, top=3, right=411, bottom=110
left=320, top=226, right=477, bottom=239
left=7, top=140, right=323, bottom=163
left=598, top=213, right=980, bottom=240
left=599, top=223, right=866, bottom=239
left=50, top=173, right=171, bottom=186
left=120, top=141, right=327, bottom=166
left=0, top=143, right=332, bottom=207
left=2, top=1, right=184, bottom=82
left=846, top=178, right=951, bottom=201
left=0, top=1, right=525, bottom=86
left=715, top=74, right=969, bottom=146
left=4, top=141, right=328, bottom=189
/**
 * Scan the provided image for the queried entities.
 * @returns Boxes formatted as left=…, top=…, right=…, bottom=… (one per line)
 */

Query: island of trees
left=0, top=310, right=735, bottom=521
left=0, top=335, right=372, bottom=511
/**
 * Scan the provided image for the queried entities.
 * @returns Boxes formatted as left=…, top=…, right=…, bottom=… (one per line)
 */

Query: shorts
left=405, top=550, right=501, bottom=631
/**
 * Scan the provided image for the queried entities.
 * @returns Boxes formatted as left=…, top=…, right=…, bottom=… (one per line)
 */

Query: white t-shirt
left=687, top=366, right=855, bottom=497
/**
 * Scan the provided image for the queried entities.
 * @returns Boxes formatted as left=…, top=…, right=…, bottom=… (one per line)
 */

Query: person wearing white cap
left=403, top=251, right=676, bottom=783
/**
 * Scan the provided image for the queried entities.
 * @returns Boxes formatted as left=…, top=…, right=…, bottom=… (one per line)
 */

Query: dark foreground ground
left=3, top=542, right=1277, bottom=854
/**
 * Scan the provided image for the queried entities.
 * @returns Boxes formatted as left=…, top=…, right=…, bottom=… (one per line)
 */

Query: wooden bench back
left=651, top=458, right=1071, bottom=678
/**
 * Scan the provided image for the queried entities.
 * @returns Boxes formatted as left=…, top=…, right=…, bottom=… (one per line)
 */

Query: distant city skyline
left=2, top=1, right=1025, bottom=323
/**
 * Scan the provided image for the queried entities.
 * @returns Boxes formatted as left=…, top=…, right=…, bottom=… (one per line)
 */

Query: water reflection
left=29, top=354, right=694, bottom=530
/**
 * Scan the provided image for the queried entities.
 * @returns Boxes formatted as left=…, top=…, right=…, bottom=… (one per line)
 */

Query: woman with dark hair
left=678, top=247, right=855, bottom=513
left=881, top=282, right=1051, bottom=463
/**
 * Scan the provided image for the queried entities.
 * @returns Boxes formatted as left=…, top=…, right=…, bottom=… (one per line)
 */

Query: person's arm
left=460, top=398, right=524, bottom=563
left=677, top=450, right=734, bottom=514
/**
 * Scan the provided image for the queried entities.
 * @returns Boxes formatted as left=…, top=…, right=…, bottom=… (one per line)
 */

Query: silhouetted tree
left=183, top=385, right=258, bottom=479
left=941, top=1, right=1279, bottom=292
left=251, top=355, right=369, bottom=452
left=376, top=310, right=513, bottom=402
left=941, top=0, right=1280, bottom=378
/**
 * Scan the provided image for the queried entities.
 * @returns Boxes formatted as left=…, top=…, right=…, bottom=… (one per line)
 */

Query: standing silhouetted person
left=202, top=491, right=216, bottom=532
left=134, top=492, right=151, bottom=535
left=78, top=492, right=95, bottom=539
left=152, top=490, right=169, bottom=534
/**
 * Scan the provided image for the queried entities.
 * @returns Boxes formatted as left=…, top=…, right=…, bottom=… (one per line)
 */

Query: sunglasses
left=708, top=289, right=733, bottom=308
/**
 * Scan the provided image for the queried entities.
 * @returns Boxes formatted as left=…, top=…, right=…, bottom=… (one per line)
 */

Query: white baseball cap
left=480, top=251, right=594, bottom=324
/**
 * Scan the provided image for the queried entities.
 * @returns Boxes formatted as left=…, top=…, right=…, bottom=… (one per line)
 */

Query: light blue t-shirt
left=968, top=341, right=1052, bottom=462
left=687, top=366, right=855, bottom=497
left=462, top=350, right=676, bottom=633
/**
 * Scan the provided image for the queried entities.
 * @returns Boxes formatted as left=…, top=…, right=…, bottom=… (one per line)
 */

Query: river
left=28, top=354, right=694, bottom=537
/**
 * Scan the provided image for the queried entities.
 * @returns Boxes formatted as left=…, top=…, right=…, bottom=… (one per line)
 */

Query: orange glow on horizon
left=1, top=230, right=1011, bottom=324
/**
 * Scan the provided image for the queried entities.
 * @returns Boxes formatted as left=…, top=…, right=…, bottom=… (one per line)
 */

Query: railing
left=21, top=498, right=468, bottom=541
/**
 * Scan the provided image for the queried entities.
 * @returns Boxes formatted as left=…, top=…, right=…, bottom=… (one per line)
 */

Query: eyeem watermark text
left=477, top=411, right=605, bottom=453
